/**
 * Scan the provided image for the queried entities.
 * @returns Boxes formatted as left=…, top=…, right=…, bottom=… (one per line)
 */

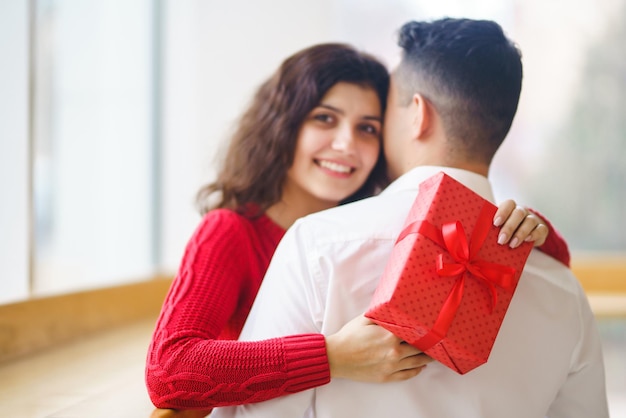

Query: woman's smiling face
left=282, top=82, right=383, bottom=209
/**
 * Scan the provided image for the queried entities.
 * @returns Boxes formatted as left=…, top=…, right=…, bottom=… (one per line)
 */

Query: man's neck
left=440, top=161, right=489, bottom=177
left=398, top=161, right=489, bottom=180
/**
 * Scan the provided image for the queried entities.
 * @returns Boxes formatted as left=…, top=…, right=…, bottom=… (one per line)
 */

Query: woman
left=146, top=43, right=568, bottom=416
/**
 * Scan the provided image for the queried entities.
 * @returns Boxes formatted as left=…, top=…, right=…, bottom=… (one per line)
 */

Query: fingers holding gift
left=389, top=349, right=433, bottom=381
left=326, top=315, right=432, bottom=383
left=494, top=200, right=548, bottom=248
left=374, top=341, right=433, bottom=382
left=519, top=219, right=549, bottom=247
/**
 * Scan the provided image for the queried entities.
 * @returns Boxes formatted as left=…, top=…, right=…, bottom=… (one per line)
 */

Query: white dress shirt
left=212, top=166, right=609, bottom=418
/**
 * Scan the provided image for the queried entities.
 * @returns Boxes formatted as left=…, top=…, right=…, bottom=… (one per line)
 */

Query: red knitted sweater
left=145, top=208, right=570, bottom=411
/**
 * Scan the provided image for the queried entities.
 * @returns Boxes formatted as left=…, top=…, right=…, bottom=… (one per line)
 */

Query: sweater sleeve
left=529, top=208, right=571, bottom=267
left=145, top=212, right=330, bottom=410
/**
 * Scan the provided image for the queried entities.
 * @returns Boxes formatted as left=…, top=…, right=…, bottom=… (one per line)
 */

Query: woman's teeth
left=318, top=160, right=352, bottom=173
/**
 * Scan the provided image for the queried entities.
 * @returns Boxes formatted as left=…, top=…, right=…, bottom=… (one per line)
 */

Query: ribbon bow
left=396, top=203, right=517, bottom=351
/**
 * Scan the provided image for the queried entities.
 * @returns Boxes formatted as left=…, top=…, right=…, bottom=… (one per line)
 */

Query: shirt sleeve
left=145, top=213, right=330, bottom=411
left=545, top=284, right=610, bottom=417
left=528, top=208, right=571, bottom=267
left=220, top=221, right=322, bottom=417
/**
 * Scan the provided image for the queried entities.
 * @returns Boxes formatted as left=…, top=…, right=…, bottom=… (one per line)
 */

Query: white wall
left=30, top=0, right=156, bottom=296
left=4, top=0, right=621, bottom=299
left=0, top=0, right=30, bottom=304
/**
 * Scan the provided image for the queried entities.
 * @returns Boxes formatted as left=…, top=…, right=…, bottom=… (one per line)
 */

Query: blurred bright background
left=1, top=0, right=625, bottom=414
left=2, top=0, right=625, bottom=298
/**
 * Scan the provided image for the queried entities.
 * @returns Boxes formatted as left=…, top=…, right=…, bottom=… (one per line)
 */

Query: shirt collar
left=381, top=166, right=496, bottom=203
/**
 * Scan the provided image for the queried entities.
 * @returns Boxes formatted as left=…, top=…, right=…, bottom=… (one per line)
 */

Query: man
left=212, top=18, right=609, bottom=418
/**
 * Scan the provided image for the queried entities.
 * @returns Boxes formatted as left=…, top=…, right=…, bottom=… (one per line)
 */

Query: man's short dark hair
left=394, top=18, right=523, bottom=164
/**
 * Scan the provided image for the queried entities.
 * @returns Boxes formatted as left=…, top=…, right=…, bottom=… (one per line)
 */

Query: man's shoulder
left=293, top=193, right=410, bottom=242
left=522, top=250, right=587, bottom=300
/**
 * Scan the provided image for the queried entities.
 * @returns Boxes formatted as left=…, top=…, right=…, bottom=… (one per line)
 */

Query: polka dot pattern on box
left=366, top=172, right=533, bottom=374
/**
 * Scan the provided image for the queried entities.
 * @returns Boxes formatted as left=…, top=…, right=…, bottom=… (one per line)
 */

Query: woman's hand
left=325, top=315, right=432, bottom=383
left=494, top=199, right=548, bottom=248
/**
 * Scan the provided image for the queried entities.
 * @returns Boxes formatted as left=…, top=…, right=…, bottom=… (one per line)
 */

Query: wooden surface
left=571, top=254, right=626, bottom=293
left=0, top=319, right=156, bottom=417
left=0, top=277, right=173, bottom=364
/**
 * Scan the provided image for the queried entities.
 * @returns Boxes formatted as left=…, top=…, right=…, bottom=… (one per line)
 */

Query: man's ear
left=411, top=93, right=434, bottom=139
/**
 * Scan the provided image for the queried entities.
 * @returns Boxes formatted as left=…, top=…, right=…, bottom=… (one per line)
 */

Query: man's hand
left=325, top=315, right=432, bottom=383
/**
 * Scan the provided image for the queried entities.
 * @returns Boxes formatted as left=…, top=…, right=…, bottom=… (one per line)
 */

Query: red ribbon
left=396, top=203, right=517, bottom=351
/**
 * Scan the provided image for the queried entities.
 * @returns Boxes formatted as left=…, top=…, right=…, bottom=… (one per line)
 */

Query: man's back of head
left=391, top=18, right=523, bottom=167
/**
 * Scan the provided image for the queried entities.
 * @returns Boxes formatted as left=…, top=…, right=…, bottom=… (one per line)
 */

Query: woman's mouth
left=316, top=159, right=354, bottom=174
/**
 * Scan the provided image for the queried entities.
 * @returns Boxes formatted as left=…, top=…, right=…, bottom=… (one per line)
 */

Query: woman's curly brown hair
left=196, top=43, right=390, bottom=216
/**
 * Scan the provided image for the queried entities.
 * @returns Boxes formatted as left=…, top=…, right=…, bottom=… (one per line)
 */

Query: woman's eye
left=314, top=114, right=333, bottom=123
left=360, top=124, right=380, bottom=136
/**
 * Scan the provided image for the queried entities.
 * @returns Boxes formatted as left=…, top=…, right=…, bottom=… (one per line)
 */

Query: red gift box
left=365, top=172, right=533, bottom=374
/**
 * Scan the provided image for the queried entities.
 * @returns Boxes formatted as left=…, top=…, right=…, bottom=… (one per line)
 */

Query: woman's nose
left=331, top=125, right=355, bottom=152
